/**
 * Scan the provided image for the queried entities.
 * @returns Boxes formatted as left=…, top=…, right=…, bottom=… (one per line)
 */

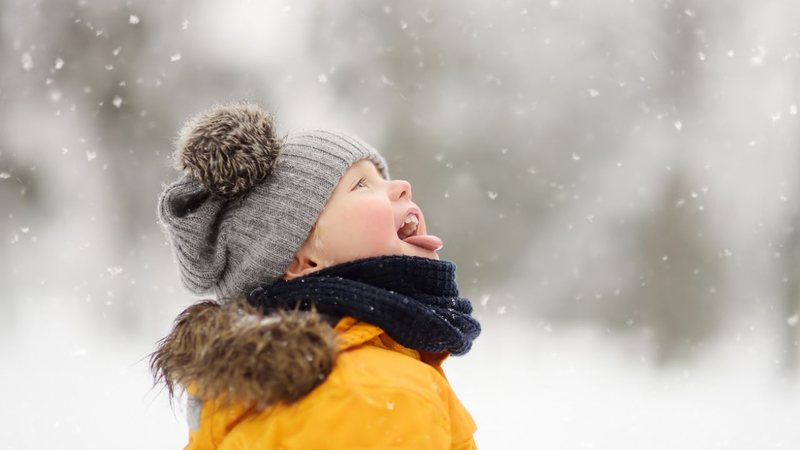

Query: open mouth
left=395, top=210, right=444, bottom=252
left=397, top=212, right=420, bottom=240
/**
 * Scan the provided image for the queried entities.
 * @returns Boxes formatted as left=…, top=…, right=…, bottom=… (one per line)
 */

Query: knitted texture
left=247, top=255, right=481, bottom=355
left=157, top=103, right=389, bottom=300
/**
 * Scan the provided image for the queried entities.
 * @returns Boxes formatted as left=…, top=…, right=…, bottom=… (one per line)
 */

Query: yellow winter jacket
left=155, top=301, right=477, bottom=450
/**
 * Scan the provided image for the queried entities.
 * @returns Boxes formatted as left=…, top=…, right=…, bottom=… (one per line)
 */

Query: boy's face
left=283, top=159, right=442, bottom=280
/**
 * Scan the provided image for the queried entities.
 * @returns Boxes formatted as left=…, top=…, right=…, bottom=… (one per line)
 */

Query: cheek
left=347, top=198, right=396, bottom=241
left=318, top=197, right=397, bottom=262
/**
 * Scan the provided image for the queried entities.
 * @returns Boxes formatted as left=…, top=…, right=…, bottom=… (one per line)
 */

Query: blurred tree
left=637, top=0, right=723, bottom=363
left=631, top=171, right=723, bottom=363
left=784, top=206, right=800, bottom=372
left=516, top=0, right=739, bottom=364
left=0, top=153, right=44, bottom=328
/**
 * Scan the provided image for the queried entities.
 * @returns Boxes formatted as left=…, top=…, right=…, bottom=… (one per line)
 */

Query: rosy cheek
left=351, top=200, right=394, bottom=238
left=315, top=195, right=398, bottom=265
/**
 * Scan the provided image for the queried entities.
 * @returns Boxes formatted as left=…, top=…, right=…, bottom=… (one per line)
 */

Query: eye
left=353, top=176, right=368, bottom=190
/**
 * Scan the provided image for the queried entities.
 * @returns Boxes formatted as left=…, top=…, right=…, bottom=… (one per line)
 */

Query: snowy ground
left=2, top=300, right=798, bottom=449
left=448, top=316, right=800, bottom=449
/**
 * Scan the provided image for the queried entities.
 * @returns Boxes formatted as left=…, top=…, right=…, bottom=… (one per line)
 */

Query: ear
left=283, top=246, right=320, bottom=281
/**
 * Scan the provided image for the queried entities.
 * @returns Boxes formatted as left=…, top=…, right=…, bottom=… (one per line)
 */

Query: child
left=151, top=102, right=481, bottom=449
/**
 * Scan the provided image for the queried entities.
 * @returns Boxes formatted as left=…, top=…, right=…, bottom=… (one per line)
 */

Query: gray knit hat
left=156, top=101, right=389, bottom=300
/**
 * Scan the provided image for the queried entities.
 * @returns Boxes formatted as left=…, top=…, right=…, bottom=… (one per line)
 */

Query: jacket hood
left=150, top=298, right=337, bottom=410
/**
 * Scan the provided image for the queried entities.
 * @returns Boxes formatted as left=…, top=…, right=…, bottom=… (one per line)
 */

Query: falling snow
left=750, top=46, right=766, bottom=66
left=21, top=52, right=33, bottom=71
left=3, top=3, right=800, bottom=449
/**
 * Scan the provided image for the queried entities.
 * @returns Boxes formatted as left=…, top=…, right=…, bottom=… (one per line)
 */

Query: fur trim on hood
left=150, top=298, right=337, bottom=410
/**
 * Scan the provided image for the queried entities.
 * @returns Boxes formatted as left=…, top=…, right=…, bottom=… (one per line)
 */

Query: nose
left=389, top=179, right=412, bottom=201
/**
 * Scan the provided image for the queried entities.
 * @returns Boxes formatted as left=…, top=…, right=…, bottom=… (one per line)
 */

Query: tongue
left=402, top=234, right=444, bottom=251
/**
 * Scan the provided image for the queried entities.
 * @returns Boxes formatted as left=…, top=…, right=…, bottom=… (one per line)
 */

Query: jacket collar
left=334, top=317, right=451, bottom=374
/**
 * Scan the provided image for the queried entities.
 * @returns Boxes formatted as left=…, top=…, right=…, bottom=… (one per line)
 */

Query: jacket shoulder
left=332, top=341, right=454, bottom=404
left=220, top=344, right=461, bottom=449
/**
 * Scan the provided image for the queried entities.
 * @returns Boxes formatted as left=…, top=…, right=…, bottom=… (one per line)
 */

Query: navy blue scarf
left=247, top=255, right=480, bottom=355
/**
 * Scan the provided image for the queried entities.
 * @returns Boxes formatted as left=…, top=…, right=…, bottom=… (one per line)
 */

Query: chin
left=420, top=248, right=440, bottom=260
left=406, top=247, right=439, bottom=260
left=406, top=252, right=438, bottom=260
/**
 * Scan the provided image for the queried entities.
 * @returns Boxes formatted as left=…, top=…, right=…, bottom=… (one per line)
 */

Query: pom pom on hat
left=174, top=101, right=283, bottom=198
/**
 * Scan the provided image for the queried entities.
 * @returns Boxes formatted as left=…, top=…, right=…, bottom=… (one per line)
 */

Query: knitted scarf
left=247, top=255, right=481, bottom=355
